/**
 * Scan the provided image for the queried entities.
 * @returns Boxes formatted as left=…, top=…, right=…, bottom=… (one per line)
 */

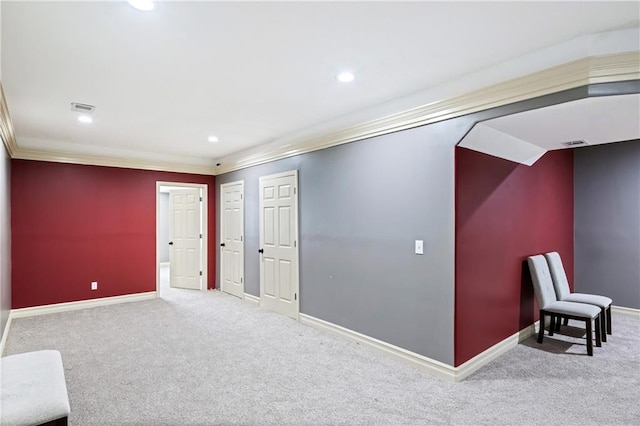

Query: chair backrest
left=544, top=251, right=571, bottom=300
left=527, top=254, right=558, bottom=310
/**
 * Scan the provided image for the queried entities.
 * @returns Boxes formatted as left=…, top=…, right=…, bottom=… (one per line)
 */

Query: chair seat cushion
left=562, top=293, right=612, bottom=308
left=545, top=301, right=601, bottom=318
left=1, top=350, right=71, bottom=426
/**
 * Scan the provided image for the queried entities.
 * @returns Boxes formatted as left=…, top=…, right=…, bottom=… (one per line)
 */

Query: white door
left=220, top=181, right=244, bottom=298
left=169, top=188, right=202, bottom=290
left=259, top=170, right=299, bottom=319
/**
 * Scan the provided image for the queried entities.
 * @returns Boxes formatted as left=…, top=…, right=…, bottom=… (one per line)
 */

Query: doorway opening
left=156, top=182, right=208, bottom=297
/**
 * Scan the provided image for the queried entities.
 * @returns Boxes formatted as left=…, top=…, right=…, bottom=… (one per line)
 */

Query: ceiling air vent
left=70, top=102, right=95, bottom=114
left=561, top=140, right=587, bottom=147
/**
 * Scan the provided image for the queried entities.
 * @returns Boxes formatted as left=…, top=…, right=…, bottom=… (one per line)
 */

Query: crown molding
left=2, top=83, right=216, bottom=175
left=12, top=146, right=216, bottom=175
left=3, top=52, right=638, bottom=175
left=215, top=51, right=640, bottom=175
left=0, top=84, right=19, bottom=157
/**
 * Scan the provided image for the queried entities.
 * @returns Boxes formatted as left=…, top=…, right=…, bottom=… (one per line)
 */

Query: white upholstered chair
left=544, top=251, right=612, bottom=341
left=527, top=254, right=601, bottom=356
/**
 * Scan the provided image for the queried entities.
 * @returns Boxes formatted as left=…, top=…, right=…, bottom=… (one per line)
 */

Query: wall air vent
left=70, top=102, right=95, bottom=113
left=561, top=140, right=587, bottom=147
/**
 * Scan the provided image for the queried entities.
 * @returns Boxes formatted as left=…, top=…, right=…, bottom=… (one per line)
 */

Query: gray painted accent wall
left=574, top=140, right=640, bottom=309
left=0, top=144, right=11, bottom=341
left=159, top=192, right=170, bottom=263
left=217, top=120, right=472, bottom=365
left=215, top=87, right=591, bottom=366
left=214, top=86, right=606, bottom=368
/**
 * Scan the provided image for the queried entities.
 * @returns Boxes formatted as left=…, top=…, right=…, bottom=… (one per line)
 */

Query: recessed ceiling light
left=78, top=115, right=93, bottom=124
left=128, top=0, right=154, bottom=11
left=208, top=136, right=219, bottom=143
left=336, top=71, right=355, bottom=83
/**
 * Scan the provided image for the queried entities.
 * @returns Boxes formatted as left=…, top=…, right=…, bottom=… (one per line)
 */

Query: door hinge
left=294, top=293, right=297, bottom=300
left=200, top=197, right=203, bottom=202
left=294, top=187, right=297, bottom=195
left=199, top=271, right=203, bottom=276
left=240, top=235, right=243, bottom=242
left=241, top=194, right=243, bottom=200
left=294, top=241, right=297, bottom=247
left=200, top=233, right=203, bottom=239
left=241, top=277, right=243, bottom=283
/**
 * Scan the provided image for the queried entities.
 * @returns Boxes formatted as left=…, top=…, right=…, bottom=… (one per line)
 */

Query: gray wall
left=159, top=192, right=170, bottom=263
left=215, top=87, right=593, bottom=366
left=0, top=144, right=11, bottom=343
left=574, top=140, right=640, bottom=309
left=217, top=120, right=475, bottom=365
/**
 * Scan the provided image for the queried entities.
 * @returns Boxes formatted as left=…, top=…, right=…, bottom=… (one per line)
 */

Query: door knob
left=168, top=241, right=174, bottom=245
left=220, top=243, right=226, bottom=247
left=258, top=248, right=264, bottom=254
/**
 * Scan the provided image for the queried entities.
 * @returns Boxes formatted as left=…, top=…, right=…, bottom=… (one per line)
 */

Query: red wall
left=454, top=147, right=573, bottom=366
left=11, top=160, right=216, bottom=308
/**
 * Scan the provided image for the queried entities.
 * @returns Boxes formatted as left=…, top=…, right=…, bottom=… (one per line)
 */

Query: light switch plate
left=91, top=281, right=98, bottom=290
left=415, top=240, right=424, bottom=255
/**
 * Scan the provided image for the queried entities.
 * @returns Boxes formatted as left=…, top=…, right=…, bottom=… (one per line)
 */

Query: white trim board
left=299, top=313, right=539, bottom=382
left=11, top=147, right=215, bottom=176
left=9, top=292, right=156, bottom=319
left=455, top=321, right=539, bottom=381
left=4, top=52, right=636, bottom=175
left=215, top=52, right=639, bottom=174
left=0, top=315, right=13, bottom=356
left=243, top=293, right=260, bottom=305
left=612, top=305, right=640, bottom=318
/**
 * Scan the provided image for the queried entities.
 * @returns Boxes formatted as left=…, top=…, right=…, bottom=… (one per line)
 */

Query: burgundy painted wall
left=11, top=160, right=216, bottom=308
left=454, top=147, right=573, bottom=366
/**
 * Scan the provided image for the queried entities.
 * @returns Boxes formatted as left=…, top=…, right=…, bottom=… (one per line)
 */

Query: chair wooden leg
left=555, top=315, right=561, bottom=332
left=600, top=308, right=607, bottom=343
left=595, top=315, right=602, bottom=348
left=606, top=306, right=612, bottom=335
left=563, top=317, right=569, bottom=326
left=586, top=319, right=593, bottom=356
left=549, top=315, right=555, bottom=336
left=537, top=311, right=545, bottom=344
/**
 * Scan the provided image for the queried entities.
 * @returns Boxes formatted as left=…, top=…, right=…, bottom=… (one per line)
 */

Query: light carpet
left=4, top=272, right=639, bottom=425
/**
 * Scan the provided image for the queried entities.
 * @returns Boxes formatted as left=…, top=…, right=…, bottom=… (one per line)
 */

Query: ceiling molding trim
left=215, top=51, right=639, bottom=175
left=12, top=147, right=216, bottom=175
left=0, top=84, right=19, bottom=157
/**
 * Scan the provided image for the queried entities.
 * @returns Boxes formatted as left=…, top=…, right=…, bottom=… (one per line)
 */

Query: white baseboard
left=612, top=305, right=640, bottom=318
left=243, top=293, right=260, bottom=305
left=0, top=315, right=13, bottom=356
left=455, top=321, right=538, bottom=381
left=299, top=313, right=539, bottom=382
left=10, top=292, right=157, bottom=319
left=300, top=313, right=457, bottom=381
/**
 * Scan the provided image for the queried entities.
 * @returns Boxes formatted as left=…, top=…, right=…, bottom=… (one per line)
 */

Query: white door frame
left=259, top=170, right=300, bottom=319
left=156, top=181, right=208, bottom=295
left=220, top=180, right=245, bottom=298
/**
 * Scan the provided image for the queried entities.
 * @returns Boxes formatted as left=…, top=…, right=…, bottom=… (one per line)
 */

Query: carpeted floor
left=4, top=267, right=640, bottom=425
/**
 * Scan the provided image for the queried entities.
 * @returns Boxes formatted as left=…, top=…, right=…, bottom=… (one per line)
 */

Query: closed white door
left=169, top=188, right=202, bottom=290
left=259, top=170, right=299, bottom=319
left=220, top=181, right=244, bottom=298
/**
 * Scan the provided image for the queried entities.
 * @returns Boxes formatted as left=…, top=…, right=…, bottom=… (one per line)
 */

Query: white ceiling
left=459, top=94, right=640, bottom=165
left=1, top=1, right=639, bottom=169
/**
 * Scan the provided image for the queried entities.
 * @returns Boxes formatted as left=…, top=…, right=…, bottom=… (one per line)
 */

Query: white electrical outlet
left=91, top=281, right=98, bottom=290
left=415, top=240, right=424, bottom=255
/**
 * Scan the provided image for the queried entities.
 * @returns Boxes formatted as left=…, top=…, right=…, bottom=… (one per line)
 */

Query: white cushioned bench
left=1, top=350, right=70, bottom=426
